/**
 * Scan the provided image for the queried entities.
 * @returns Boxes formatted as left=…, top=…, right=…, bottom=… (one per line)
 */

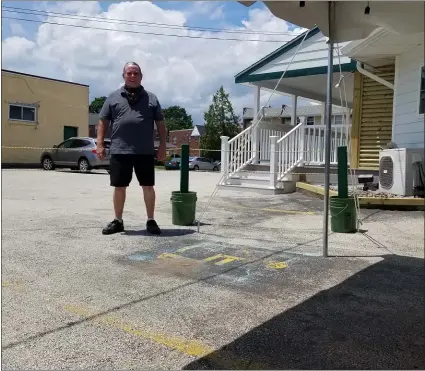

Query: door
left=64, top=126, right=78, bottom=141
left=67, top=139, right=92, bottom=166
left=56, top=139, right=76, bottom=165
left=200, top=157, right=214, bottom=170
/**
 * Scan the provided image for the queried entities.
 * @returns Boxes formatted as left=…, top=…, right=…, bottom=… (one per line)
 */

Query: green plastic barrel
left=171, top=191, right=197, bottom=226
left=330, top=196, right=357, bottom=233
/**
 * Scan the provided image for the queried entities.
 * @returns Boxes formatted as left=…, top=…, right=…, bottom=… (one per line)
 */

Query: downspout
left=356, top=61, right=394, bottom=90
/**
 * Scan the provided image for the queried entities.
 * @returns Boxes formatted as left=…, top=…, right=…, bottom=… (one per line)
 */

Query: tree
left=89, top=96, right=107, bottom=113
left=162, top=106, right=193, bottom=132
left=200, top=86, right=241, bottom=160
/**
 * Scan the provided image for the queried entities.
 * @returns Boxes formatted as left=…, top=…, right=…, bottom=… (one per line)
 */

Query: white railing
left=258, top=122, right=293, bottom=162
left=276, top=122, right=305, bottom=180
left=221, top=121, right=292, bottom=183
left=303, top=124, right=351, bottom=165
left=221, top=125, right=253, bottom=183
left=275, top=123, right=351, bottom=180
left=222, top=122, right=351, bottom=187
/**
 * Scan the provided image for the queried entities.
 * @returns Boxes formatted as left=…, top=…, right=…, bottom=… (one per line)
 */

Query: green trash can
left=330, top=196, right=357, bottom=233
left=171, top=191, right=197, bottom=226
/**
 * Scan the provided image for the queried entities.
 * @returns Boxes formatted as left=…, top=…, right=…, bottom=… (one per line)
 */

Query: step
left=228, top=176, right=270, bottom=186
left=245, top=164, right=270, bottom=172
left=220, top=178, right=297, bottom=194
left=231, top=171, right=270, bottom=179
left=219, top=183, right=289, bottom=195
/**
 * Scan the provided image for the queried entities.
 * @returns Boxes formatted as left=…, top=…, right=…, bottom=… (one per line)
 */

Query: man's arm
left=156, top=120, right=167, bottom=146
left=153, top=96, right=167, bottom=160
left=97, top=97, right=112, bottom=159
left=97, top=119, right=109, bottom=146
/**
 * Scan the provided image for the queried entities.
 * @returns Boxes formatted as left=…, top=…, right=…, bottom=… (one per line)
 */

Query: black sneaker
left=102, top=219, right=124, bottom=235
left=146, top=219, right=161, bottom=235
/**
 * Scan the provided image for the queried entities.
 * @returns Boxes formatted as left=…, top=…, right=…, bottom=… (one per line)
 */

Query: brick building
left=168, top=125, right=205, bottom=156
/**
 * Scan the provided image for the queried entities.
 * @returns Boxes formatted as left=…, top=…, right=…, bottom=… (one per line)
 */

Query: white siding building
left=393, top=44, right=424, bottom=148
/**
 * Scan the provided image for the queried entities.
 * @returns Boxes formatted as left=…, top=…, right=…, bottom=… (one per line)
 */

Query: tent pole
left=323, top=0, right=335, bottom=257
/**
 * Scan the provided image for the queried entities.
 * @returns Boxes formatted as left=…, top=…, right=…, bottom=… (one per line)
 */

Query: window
left=8, top=104, right=36, bottom=122
left=57, top=140, right=74, bottom=149
left=306, top=116, right=315, bottom=125
left=334, top=115, right=343, bottom=125
left=71, top=139, right=91, bottom=148
left=419, top=65, right=425, bottom=115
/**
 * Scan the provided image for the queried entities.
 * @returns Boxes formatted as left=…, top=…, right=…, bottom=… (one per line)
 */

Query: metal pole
left=180, top=144, right=189, bottom=193
left=323, top=1, right=335, bottom=257
left=337, top=146, right=348, bottom=199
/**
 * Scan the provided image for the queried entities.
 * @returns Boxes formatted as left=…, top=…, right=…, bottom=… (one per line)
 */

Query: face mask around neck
left=124, top=85, right=142, bottom=104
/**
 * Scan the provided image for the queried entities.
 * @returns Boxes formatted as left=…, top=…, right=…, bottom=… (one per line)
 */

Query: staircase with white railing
left=226, top=125, right=253, bottom=177
left=220, top=121, right=351, bottom=193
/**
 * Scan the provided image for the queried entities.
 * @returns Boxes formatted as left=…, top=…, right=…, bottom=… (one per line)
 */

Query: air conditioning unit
left=379, top=148, right=425, bottom=196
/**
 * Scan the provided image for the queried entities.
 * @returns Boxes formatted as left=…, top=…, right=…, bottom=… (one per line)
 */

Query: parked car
left=40, top=137, right=110, bottom=172
left=213, top=160, right=221, bottom=171
left=188, top=157, right=220, bottom=171
left=164, top=157, right=181, bottom=170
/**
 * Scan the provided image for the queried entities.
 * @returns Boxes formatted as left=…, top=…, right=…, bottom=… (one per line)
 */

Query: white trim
left=392, top=56, right=400, bottom=143
left=341, top=27, right=390, bottom=57
left=356, top=62, right=394, bottom=90
left=417, top=61, right=425, bottom=118
left=8, top=102, right=37, bottom=123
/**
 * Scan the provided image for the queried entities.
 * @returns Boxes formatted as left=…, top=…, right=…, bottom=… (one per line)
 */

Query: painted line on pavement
left=63, top=304, right=271, bottom=369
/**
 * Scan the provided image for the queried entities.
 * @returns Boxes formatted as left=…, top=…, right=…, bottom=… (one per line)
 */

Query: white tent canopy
left=239, top=1, right=424, bottom=43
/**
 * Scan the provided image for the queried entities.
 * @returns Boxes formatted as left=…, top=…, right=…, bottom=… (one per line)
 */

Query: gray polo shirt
left=99, top=86, right=164, bottom=155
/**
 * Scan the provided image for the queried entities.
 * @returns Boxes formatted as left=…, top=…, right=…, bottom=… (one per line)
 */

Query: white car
left=188, top=157, right=219, bottom=171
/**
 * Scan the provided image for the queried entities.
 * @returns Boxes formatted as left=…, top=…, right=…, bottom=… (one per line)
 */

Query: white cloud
left=9, top=22, right=27, bottom=36
left=185, top=1, right=225, bottom=21
left=1, top=1, right=308, bottom=124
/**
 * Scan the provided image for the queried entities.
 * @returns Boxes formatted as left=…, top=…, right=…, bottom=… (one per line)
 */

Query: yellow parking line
left=203, top=254, right=245, bottom=265
left=266, top=261, right=288, bottom=269
left=157, top=253, right=180, bottom=259
left=63, top=304, right=270, bottom=369
left=64, top=304, right=212, bottom=357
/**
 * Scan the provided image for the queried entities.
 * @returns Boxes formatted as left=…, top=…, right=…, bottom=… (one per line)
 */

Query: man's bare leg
left=142, top=186, right=155, bottom=219
left=102, top=187, right=126, bottom=235
left=114, top=187, right=126, bottom=220
left=142, top=186, right=161, bottom=234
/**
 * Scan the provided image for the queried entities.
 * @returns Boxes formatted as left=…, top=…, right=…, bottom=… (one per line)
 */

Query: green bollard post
left=337, top=146, right=348, bottom=199
left=330, top=145, right=357, bottom=233
left=171, top=144, right=197, bottom=226
left=180, top=144, right=189, bottom=193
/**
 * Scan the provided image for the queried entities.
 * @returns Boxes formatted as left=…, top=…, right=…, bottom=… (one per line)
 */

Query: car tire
left=213, top=166, right=218, bottom=171
left=194, top=165, right=199, bottom=171
left=78, top=157, right=91, bottom=173
left=42, top=156, right=55, bottom=171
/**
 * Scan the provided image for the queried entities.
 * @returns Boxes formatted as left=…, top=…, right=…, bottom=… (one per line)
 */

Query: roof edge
left=1, top=69, right=89, bottom=88
left=340, top=27, right=390, bottom=57
left=234, top=26, right=320, bottom=81
left=235, top=60, right=357, bottom=83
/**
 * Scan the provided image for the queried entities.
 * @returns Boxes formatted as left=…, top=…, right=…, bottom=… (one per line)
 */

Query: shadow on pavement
left=124, top=228, right=196, bottom=237
left=183, top=254, right=425, bottom=370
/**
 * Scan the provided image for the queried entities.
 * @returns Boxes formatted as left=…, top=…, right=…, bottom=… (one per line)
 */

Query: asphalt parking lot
left=2, top=168, right=424, bottom=370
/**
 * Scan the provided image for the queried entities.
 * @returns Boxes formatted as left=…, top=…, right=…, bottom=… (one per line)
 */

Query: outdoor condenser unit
left=379, top=148, right=425, bottom=196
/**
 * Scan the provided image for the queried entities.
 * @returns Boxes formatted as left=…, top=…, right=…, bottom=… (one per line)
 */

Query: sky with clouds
left=1, top=1, right=313, bottom=124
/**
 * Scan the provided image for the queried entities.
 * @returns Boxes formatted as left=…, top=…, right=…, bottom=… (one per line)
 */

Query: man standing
left=97, top=62, right=167, bottom=235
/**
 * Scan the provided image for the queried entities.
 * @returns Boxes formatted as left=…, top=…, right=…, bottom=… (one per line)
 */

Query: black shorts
left=109, top=154, right=155, bottom=187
